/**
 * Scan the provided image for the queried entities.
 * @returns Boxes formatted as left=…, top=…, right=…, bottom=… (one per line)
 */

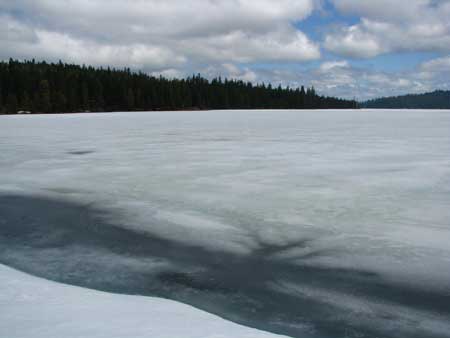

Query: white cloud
left=151, top=68, right=186, bottom=80
left=420, top=55, right=450, bottom=72
left=2, top=0, right=450, bottom=99
left=199, top=63, right=259, bottom=83
left=181, top=27, right=320, bottom=63
left=415, top=55, right=450, bottom=86
left=331, top=0, right=429, bottom=21
left=1, top=14, right=37, bottom=43
left=0, top=15, right=185, bottom=70
left=319, top=60, right=349, bottom=72
left=0, top=0, right=320, bottom=69
left=316, top=56, right=450, bottom=99
left=217, top=55, right=450, bottom=100
left=325, top=0, right=450, bottom=58
left=324, top=20, right=386, bottom=58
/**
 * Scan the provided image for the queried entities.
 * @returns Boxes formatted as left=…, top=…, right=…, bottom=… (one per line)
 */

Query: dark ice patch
left=44, top=187, right=90, bottom=195
left=68, top=150, right=95, bottom=156
left=158, top=272, right=234, bottom=294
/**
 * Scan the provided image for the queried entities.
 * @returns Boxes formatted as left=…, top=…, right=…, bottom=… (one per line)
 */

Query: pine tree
left=19, top=91, right=31, bottom=111
left=54, top=91, right=67, bottom=113
left=37, top=80, right=52, bottom=113
left=6, top=93, right=18, bottom=114
left=68, top=86, right=79, bottom=112
left=126, top=88, right=135, bottom=110
left=92, top=79, right=104, bottom=111
left=0, top=85, right=3, bottom=114
left=82, top=82, right=90, bottom=111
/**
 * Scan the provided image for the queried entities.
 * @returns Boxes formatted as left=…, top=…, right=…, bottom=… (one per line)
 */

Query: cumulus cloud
left=314, top=56, right=450, bottom=99
left=420, top=55, right=450, bottom=73
left=181, top=27, right=320, bottom=63
left=200, top=63, right=259, bottom=83
left=325, top=0, right=450, bottom=58
left=219, top=56, right=450, bottom=100
left=319, top=60, right=349, bottom=72
left=415, top=55, right=450, bottom=87
left=0, top=0, right=320, bottom=70
left=2, top=0, right=450, bottom=99
left=1, top=14, right=185, bottom=69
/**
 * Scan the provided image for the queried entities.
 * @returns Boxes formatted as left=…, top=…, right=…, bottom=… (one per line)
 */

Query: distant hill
left=363, top=90, right=450, bottom=109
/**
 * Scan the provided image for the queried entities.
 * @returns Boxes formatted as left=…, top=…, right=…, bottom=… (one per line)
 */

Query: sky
left=1, top=0, right=450, bottom=100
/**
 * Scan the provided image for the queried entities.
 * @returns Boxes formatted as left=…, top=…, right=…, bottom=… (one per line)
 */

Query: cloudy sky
left=1, top=0, right=450, bottom=100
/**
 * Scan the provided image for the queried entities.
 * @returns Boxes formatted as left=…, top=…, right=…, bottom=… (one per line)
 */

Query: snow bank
left=0, top=264, right=287, bottom=338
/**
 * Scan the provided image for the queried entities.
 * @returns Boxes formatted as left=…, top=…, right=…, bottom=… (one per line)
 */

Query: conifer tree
left=0, top=59, right=358, bottom=114
left=126, top=88, right=135, bottom=110
left=54, top=91, right=67, bottom=113
left=0, top=85, right=3, bottom=114
left=37, top=80, right=52, bottom=113
left=20, top=91, right=31, bottom=111
left=6, top=93, right=18, bottom=114
left=82, top=82, right=90, bottom=111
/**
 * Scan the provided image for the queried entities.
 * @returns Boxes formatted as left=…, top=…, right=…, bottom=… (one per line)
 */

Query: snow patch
left=0, top=264, right=288, bottom=338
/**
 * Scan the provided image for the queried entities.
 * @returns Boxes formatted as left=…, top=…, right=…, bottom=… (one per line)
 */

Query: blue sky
left=1, top=0, right=450, bottom=100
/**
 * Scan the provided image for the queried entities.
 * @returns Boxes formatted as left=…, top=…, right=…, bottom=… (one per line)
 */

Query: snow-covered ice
left=1, top=109, right=450, bottom=338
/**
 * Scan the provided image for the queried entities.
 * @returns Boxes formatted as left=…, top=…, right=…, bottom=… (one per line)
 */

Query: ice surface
left=0, top=264, right=287, bottom=338
left=1, top=110, right=450, bottom=338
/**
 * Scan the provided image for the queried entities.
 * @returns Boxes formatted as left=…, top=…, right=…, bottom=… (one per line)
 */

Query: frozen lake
left=1, top=110, right=450, bottom=338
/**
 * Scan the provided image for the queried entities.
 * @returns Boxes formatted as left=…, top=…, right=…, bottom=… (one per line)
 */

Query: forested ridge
left=363, top=90, right=450, bottom=109
left=0, top=59, right=357, bottom=114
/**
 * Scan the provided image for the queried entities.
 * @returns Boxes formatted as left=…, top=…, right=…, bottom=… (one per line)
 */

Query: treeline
left=0, top=59, right=357, bottom=114
left=363, top=90, right=450, bottom=109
